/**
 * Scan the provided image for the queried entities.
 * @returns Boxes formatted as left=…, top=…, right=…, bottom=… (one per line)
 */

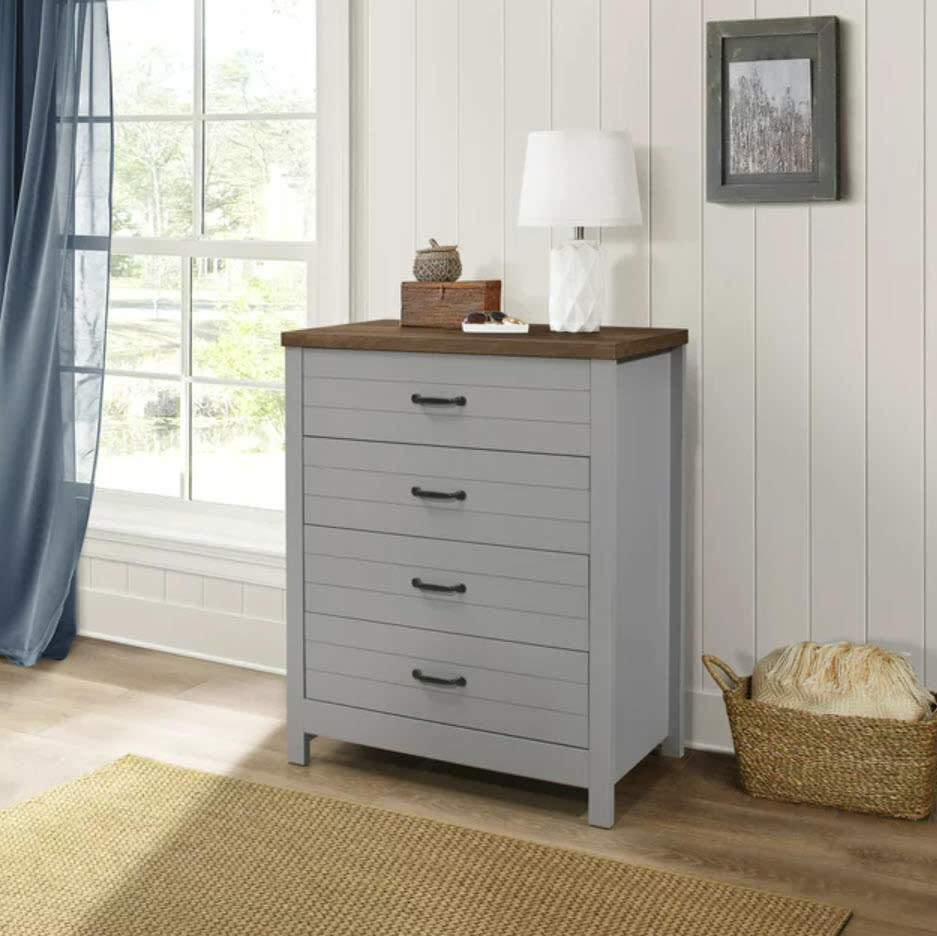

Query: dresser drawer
left=303, top=527, right=589, bottom=650
left=304, top=616, right=587, bottom=707
left=302, top=348, right=590, bottom=455
left=303, top=620, right=587, bottom=747
left=303, top=438, right=589, bottom=554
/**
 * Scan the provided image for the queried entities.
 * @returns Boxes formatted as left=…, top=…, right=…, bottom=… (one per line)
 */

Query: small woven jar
left=413, top=239, right=462, bottom=282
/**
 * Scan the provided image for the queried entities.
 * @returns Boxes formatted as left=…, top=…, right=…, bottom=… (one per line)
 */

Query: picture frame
left=706, top=16, right=838, bottom=203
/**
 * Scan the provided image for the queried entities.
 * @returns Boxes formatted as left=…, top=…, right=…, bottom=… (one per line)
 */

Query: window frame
left=106, top=239, right=318, bottom=502
left=91, top=0, right=349, bottom=551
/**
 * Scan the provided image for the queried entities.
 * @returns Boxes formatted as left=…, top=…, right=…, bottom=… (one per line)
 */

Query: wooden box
left=400, top=280, right=501, bottom=328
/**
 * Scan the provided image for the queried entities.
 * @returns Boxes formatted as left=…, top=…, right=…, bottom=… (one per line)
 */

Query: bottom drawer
left=296, top=697, right=589, bottom=788
left=303, top=617, right=588, bottom=748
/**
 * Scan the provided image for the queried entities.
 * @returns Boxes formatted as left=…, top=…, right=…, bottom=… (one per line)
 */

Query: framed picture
left=706, top=16, right=838, bottom=203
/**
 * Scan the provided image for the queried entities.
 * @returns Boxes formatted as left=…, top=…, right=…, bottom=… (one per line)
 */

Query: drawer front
left=304, top=613, right=587, bottom=682
left=296, top=699, right=588, bottom=788
left=302, top=349, right=590, bottom=455
left=304, top=526, right=588, bottom=584
left=303, top=439, right=589, bottom=554
left=303, top=671, right=586, bottom=747
left=302, top=348, right=590, bottom=389
left=304, top=377, right=588, bottom=424
left=304, top=616, right=587, bottom=710
left=304, top=527, right=589, bottom=650
left=303, top=621, right=587, bottom=747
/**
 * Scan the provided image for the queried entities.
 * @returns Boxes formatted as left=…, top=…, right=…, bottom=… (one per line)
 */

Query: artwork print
left=728, top=58, right=812, bottom=175
left=706, top=17, right=837, bottom=201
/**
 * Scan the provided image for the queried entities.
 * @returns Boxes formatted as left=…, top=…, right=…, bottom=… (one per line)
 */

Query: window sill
left=84, top=489, right=285, bottom=587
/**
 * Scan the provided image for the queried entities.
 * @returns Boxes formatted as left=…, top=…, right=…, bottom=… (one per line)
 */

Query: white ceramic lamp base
left=548, top=239, right=604, bottom=332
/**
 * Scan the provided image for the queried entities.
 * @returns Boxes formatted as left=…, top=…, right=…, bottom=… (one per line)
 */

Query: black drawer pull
left=411, top=486, right=466, bottom=501
left=411, top=393, right=467, bottom=407
left=411, top=577, right=467, bottom=594
left=412, top=668, right=467, bottom=688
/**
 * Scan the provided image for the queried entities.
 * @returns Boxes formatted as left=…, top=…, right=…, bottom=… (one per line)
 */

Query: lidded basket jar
left=413, top=239, right=462, bottom=282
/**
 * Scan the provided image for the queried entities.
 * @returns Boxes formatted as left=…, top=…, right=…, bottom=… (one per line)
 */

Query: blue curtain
left=0, top=0, right=112, bottom=665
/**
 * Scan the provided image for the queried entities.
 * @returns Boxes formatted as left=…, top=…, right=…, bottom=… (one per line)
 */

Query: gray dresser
left=282, top=320, right=688, bottom=827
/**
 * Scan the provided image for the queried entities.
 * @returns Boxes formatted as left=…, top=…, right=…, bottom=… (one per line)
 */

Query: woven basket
left=413, top=240, right=462, bottom=282
left=703, top=654, right=937, bottom=820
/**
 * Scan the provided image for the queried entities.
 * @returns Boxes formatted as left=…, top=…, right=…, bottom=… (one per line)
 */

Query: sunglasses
left=463, top=311, right=507, bottom=324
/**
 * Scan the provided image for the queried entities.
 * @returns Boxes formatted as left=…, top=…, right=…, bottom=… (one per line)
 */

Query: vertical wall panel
left=551, top=0, right=600, bottom=251
left=243, top=584, right=285, bottom=623
left=701, top=0, right=757, bottom=679
left=351, top=0, right=370, bottom=320
left=203, top=578, right=243, bottom=616
left=650, top=2, right=703, bottom=689
left=166, top=571, right=203, bottom=608
left=866, top=0, right=925, bottom=673
left=754, top=204, right=811, bottom=656
left=91, top=559, right=128, bottom=594
left=753, top=0, right=811, bottom=658
left=926, top=2, right=937, bottom=687
left=415, top=0, right=459, bottom=247
left=352, top=0, right=936, bottom=743
left=503, top=0, right=550, bottom=322
left=367, top=0, right=416, bottom=319
left=601, top=0, right=650, bottom=326
left=458, top=0, right=503, bottom=281
left=551, top=0, right=599, bottom=130
left=127, top=565, right=166, bottom=602
left=811, top=2, right=867, bottom=645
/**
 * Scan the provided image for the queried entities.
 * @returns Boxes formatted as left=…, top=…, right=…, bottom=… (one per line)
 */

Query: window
left=98, top=0, right=316, bottom=511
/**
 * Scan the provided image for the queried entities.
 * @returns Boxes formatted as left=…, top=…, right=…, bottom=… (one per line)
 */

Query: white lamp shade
left=517, top=130, right=642, bottom=228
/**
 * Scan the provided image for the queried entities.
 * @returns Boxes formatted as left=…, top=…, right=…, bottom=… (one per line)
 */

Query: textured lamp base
left=549, top=239, right=604, bottom=332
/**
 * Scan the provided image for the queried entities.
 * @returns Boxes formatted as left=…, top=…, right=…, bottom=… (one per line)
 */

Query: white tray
left=461, top=321, right=529, bottom=334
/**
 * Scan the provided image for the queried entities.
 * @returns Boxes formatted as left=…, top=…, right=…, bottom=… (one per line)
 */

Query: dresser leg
left=287, top=727, right=311, bottom=766
left=587, top=782, right=616, bottom=828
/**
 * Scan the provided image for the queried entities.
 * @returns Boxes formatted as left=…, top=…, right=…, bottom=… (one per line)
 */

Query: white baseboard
left=77, top=629, right=286, bottom=676
left=686, top=689, right=733, bottom=753
left=77, top=588, right=286, bottom=673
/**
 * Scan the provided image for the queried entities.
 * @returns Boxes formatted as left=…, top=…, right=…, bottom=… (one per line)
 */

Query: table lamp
left=517, top=130, right=642, bottom=332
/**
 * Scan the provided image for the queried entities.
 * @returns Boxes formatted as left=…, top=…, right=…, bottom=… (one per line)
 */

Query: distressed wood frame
left=706, top=16, right=839, bottom=203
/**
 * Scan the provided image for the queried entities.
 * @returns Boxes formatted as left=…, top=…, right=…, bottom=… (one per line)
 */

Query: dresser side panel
left=588, top=360, right=621, bottom=825
left=613, top=352, right=673, bottom=778
left=663, top=347, right=686, bottom=756
left=285, top=346, right=309, bottom=763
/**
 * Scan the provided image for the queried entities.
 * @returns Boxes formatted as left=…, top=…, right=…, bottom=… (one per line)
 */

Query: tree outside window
left=100, top=0, right=316, bottom=510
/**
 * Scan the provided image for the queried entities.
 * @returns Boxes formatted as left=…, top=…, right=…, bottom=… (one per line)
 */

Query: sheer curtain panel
left=0, top=0, right=113, bottom=665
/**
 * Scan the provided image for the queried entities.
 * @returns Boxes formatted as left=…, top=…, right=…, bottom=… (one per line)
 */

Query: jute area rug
left=0, top=755, right=851, bottom=935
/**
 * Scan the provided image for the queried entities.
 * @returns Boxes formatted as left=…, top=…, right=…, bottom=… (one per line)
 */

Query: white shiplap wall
left=351, top=0, right=937, bottom=748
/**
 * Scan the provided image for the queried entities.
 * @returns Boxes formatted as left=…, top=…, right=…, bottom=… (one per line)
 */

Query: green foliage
left=194, top=385, right=283, bottom=454
left=104, top=4, right=313, bottom=481
left=113, top=44, right=314, bottom=241
left=102, top=382, right=180, bottom=456
left=114, top=121, right=193, bottom=237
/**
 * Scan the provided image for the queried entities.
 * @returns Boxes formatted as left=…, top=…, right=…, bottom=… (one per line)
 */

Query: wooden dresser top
left=281, top=319, right=688, bottom=362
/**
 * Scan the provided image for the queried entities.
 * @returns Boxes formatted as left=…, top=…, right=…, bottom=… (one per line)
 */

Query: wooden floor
left=1, top=637, right=934, bottom=935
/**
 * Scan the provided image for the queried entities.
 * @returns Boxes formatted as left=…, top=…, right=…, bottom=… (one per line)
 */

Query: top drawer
left=302, top=349, right=590, bottom=456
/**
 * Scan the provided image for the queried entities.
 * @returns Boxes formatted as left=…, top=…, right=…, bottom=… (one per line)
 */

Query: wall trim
left=82, top=529, right=286, bottom=590
left=686, top=689, right=733, bottom=753
left=88, top=489, right=285, bottom=565
left=77, top=589, right=286, bottom=673
left=79, top=629, right=286, bottom=676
